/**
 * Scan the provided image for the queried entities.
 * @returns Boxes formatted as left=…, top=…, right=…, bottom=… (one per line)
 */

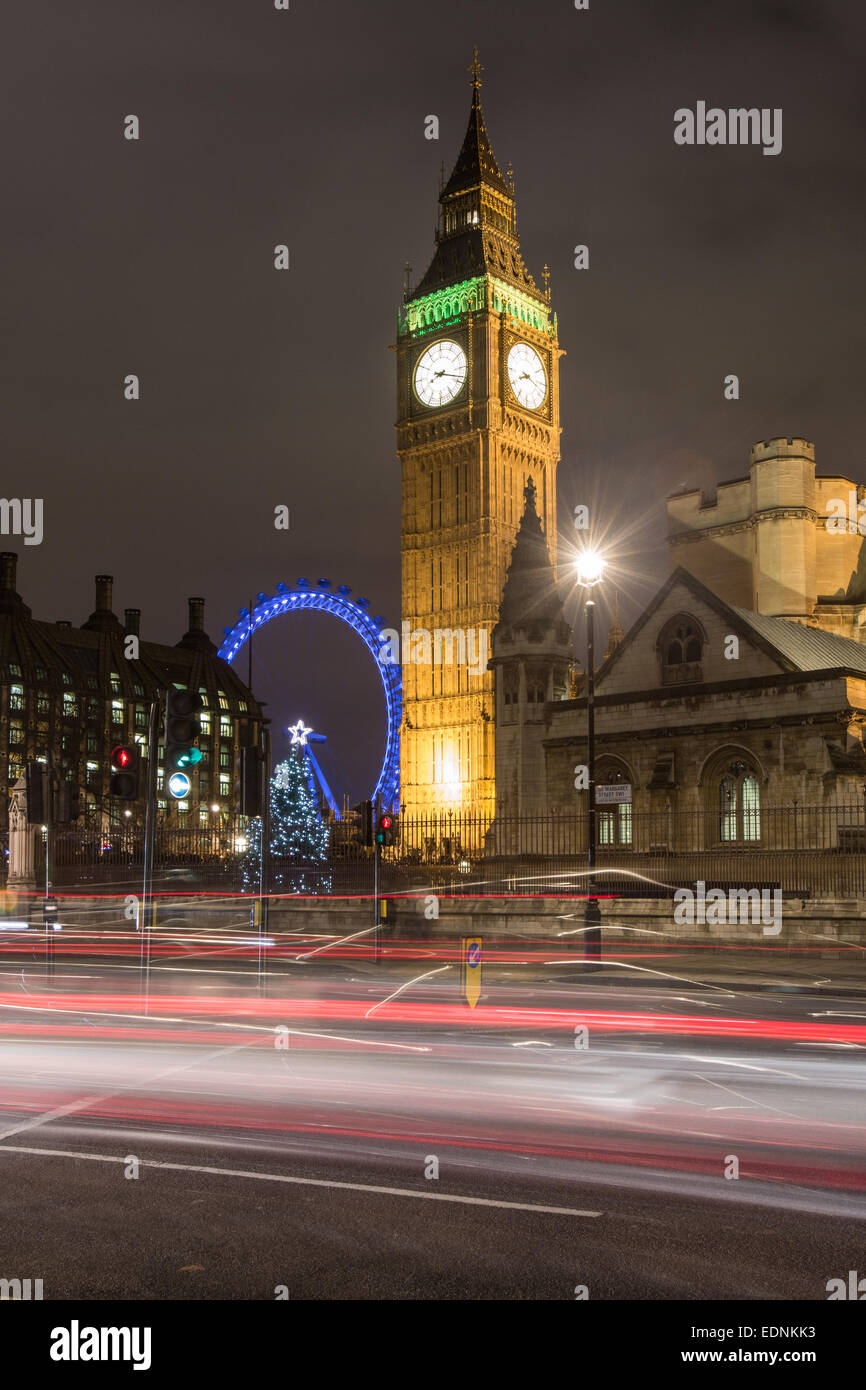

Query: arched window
left=658, top=615, right=705, bottom=685
left=719, top=760, right=761, bottom=842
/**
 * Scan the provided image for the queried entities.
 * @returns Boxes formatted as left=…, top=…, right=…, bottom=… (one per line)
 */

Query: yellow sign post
left=461, top=936, right=482, bottom=1009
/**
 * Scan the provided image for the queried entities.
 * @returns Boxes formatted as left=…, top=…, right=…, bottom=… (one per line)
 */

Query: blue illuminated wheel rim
left=218, top=579, right=401, bottom=810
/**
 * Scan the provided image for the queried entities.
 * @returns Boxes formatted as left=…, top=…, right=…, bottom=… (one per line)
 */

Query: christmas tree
left=242, top=749, right=331, bottom=895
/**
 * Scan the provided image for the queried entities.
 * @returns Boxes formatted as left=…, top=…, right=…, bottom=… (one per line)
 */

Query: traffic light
left=353, top=799, right=373, bottom=847
left=25, top=761, right=49, bottom=824
left=164, top=689, right=204, bottom=777
left=110, top=745, right=140, bottom=799
left=56, top=780, right=81, bottom=822
left=239, top=745, right=263, bottom=816
left=376, top=812, right=397, bottom=848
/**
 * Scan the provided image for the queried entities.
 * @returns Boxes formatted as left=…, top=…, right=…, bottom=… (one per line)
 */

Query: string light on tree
left=242, top=750, right=331, bottom=895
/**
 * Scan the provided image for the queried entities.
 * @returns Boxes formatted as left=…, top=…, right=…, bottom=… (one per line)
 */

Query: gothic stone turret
left=489, top=478, right=573, bottom=819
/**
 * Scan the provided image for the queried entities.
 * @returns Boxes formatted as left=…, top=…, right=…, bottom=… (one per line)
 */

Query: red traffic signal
left=110, top=745, right=140, bottom=800
left=376, top=812, right=397, bottom=847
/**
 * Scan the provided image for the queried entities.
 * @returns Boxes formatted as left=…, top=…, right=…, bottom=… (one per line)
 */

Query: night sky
left=4, top=0, right=864, bottom=802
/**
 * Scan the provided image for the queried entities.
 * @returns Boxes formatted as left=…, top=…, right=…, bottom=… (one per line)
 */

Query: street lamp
left=575, top=549, right=606, bottom=964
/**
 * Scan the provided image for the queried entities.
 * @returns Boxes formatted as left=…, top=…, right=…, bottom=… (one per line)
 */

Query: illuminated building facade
left=0, top=552, right=261, bottom=828
left=396, top=55, right=562, bottom=820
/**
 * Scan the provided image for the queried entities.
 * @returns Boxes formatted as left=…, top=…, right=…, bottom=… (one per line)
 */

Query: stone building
left=491, top=439, right=866, bottom=849
left=0, top=552, right=260, bottom=828
left=667, top=436, right=866, bottom=640
left=397, top=55, right=562, bottom=821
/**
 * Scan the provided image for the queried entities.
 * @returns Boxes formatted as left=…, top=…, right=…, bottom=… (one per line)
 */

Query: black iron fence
left=15, top=803, right=866, bottom=898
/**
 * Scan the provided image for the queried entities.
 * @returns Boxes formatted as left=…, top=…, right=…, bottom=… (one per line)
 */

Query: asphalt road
left=1, top=922, right=865, bottom=1301
left=2, top=1125, right=864, bottom=1300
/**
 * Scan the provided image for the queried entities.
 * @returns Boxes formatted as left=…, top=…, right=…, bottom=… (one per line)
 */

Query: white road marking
left=0, top=1144, right=603, bottom=1217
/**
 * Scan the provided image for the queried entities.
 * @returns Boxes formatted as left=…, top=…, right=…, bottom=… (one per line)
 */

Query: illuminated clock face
left=507, top=342, right=547, bottom=411
left=413, top=339, right=467, bottom=408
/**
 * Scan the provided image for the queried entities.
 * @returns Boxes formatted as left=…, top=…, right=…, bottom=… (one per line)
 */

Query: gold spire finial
left=469, top=46, right=484, bottom=89
left=542, top=263, right=551, bottom=298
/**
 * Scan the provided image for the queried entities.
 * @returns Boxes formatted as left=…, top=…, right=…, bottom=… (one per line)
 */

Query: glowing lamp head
left=575, top=550, right=606, bottom=587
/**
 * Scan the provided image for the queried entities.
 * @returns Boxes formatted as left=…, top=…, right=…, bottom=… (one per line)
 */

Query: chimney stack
left=124, top=608, right=141, bottom=637
left=188, top=597, right=205, bottom=633
left=176, top=595, right=215, bottom=653
left=95, top=575, right=113, bottom=612
left=0, top=550, right=28, bottom=615
left=83, top=573, right=120, bottom=632
left=0, top=552, right=17, bottom=595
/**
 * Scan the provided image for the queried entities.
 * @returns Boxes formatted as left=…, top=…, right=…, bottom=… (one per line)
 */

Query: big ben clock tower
left=396, top=51, right=562, bottom=824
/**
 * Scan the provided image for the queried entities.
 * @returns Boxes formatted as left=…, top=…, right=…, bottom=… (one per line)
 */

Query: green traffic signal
left=164, top=689, right=204, bottom=777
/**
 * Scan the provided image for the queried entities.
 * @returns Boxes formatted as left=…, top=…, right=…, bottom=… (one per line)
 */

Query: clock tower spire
left=396, top=56, right=563, bottom=825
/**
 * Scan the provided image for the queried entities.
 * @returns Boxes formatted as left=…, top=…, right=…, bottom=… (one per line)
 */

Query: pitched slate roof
left=730, top=607, right=866, bottom=676
left=594, top=566, right=866, bottom=691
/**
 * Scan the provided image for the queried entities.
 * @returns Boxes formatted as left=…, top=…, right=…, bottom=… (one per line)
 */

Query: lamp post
left=576, top=550, right=606, bottom=965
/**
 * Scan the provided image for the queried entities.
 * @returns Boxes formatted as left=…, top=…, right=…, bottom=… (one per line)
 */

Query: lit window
left=9, top=685, right=23, bottom=712
left=218, top=692, right=230, bottom=711
left=719, top=762, right=760, bottom=842
left=63, top=692, right=78, bottom=717
left=220, top=717, right=232, bottom=739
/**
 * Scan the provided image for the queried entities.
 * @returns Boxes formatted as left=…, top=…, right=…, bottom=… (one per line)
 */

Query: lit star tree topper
left=288, top=719, right=313, bottom=747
